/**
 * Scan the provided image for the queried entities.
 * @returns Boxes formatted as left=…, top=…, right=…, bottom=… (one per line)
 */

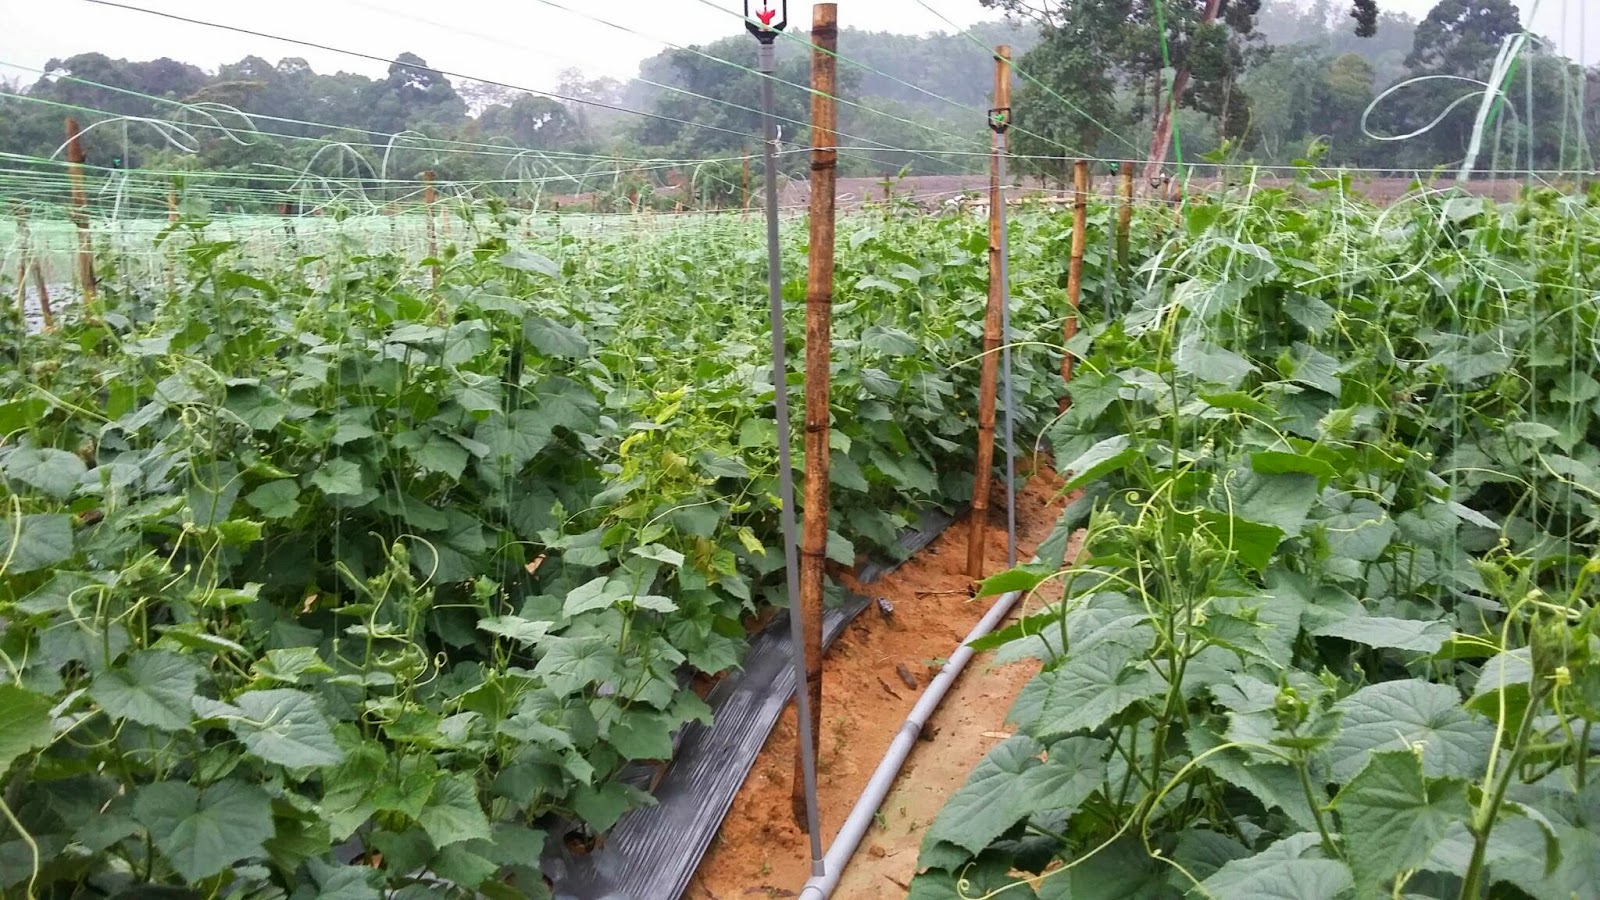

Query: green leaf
left=534, top=637, right=619, bottom=696
left=926, top=735, right=1046, bottom=856
left=1230, top=470, right=1319, bottom=538
left=478, top=616, right=552, bottom=646
left=1173, top=509, right=1284, bottom=572
left=0, top=685, right=54, bottom=774
left=0, top=514, right=75, bottom=574
left=312, top=458, right=366, bottom=496
left=1194, top=855, right=1351, bottom=900
left=1013, top=643, right=1162, bottom=740
left=477, top=410, right=553, bottom=471
left=861, top=325, right=919, bottom=357
left=523, top=316, right=588, bottom=358
left=1312, top=616, right=1452, bottom=653
left=632, top=544, right=685, bottom=567
left=1189, top=728, right=1321, bottom=832
left=3, top=447, right=86, bottom=498
left=228, top=689, right=344, bottom=768
left=1334, top=750, right=1470, bottom=898
left=416, top=773, right=492, bottom=848
left=246, top=480, right=302, bottom=519
left=571, top=781, right=647, bottom=832
left=135, top=780, right=273, bottom=881
left=1249, top=451, right=1336, bottom=483
left=501, top=247, right=560, bottom=277
left=253, top=648, right=333, bottom=685
left=413, top=434, right=469, bottom=480
left=606, top=712, right=675, bottom=760
left=562, top=575, right=623, bottom=618
left=90, top=650, right=203, bottom=731
left=535, top=376, right=600, bottom=431
left=975, top=563, right=1055, bottom=598
left=1326, top=680, right=1494, bottom=783
left=1061, top=435, right=1139, bottom=491
left=1176, top=334, right=1257, bottom=388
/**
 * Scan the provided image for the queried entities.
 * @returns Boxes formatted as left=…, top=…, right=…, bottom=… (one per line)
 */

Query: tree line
left=0, top=0, right=1594, bottom=214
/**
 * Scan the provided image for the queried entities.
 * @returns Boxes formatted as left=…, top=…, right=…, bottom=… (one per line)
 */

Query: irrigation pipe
left=796, top=583, right=1029, bottom=899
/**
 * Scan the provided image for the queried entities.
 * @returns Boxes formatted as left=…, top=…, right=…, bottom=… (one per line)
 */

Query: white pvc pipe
left=797, top=587, right=1027, bottom=899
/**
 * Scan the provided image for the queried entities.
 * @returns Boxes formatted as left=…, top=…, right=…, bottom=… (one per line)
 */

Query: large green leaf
left=535, top=637, right=620, bottom=697
left=1312, top=616, right=1452, bottom=653
left=135, top=780, right=274, bottom=881
left=3, top=447, right=86, bottom=498
left=477, top=410, right=553, bottom=471
left=227, top=689, right=344, bottom=768
left=311, top=458, right=366, bottom=496
left=1012, top=643, right=1162, bottom=740
left=1334, top=750, right=1470, bottom=898
left=1194, top=853, right=1351, bottom=900
left=926, top=735, right=1104, bottom=859
left=1061, top=435, right=1139, bottom=491
left=1325, top=680, right=1494, bottom=783
left=523, top=316, right=587, bottom=358
left=416, top=773, right=492, bottom=848
left=89, top=650, right=203, bottom=732
left=0, top=685, right=54, bottom=774
left=0, top=514, right=74, bottom=575
left=1229, top=469, right=1319, bottom=538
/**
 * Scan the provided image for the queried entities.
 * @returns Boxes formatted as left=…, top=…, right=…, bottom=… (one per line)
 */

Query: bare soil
left=685, top=460, right=1072, bottom=900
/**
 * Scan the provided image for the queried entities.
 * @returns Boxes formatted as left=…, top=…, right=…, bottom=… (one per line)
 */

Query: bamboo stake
left=967, top=45, right=1011, bottom=580
left=30, top=259, right=52, bottom=331
left=1061, top=159, right=1089, bottom=400
left=64, top=118, right=97, bottom=312
left=166, top=181, right=179, bottom=296
left=13, top=206, right=27, bottom=320
left=15, top=209, right=54, bottom=331
left=423, top=170, right=438, bottom=289
left=742, top=151, right=752, bottom=212
left=793, top=1, right=838, bottom=832
left=1116, top=161, right=1135, bottom=283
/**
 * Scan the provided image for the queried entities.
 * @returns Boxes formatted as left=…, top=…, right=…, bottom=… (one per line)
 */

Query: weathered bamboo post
left=64, top=118, right=97, bottom=311
left=967, top=45, right=1011, bottom=580
left=423, top=170, right=438, bottom=289
left=742, top=151, right=752, bottom=212
left=13, top=206, right=28, bottom=318
left=1116, top=161, right=1135, bottom=283
left=165, top=181, right=179, bottom=295
left=794, top=0, right=837, bottom=831
left=1060, top=159, right=1089, bottom=400
left=15, top=209, right=54, bottom=331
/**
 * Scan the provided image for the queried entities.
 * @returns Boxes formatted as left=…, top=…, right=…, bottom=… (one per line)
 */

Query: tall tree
left=1405, top=0, right=1523, bottom=76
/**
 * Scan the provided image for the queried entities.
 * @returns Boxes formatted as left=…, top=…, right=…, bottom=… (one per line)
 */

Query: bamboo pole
left=15, top=210, right=54, bottom=332
left=423, top=170, right=438, bottom=289
left=1061, top=159, right=1089, bottom=401
left=13, top=206, right=27, bottom=319
left=1116, top=161, right=1135, bottom=283
left=967, top=45, right=1011, bottom=580
left=165, top=181, right=179, bottom=295
left=742, top=151, right=752, bottom=212
left=64, top=118, right=97, bottom=311
left=30, top=259, right=52, bottom=331
left=793, top=1, right=838, bottom=832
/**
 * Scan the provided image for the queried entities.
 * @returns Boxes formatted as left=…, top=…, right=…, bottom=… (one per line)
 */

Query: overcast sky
left=0, top=0, right=1594, bottom=94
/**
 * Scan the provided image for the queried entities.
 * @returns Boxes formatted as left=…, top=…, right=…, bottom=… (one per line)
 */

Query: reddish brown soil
left=685, top=460, right=1071, bottom=899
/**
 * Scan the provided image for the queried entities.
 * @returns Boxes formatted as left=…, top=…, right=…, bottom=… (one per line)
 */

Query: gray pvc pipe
left=796, top=586, right=1027, bottom=899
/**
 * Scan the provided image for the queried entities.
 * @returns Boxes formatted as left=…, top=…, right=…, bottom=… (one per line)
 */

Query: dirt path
left=686, top=461, right=1070, bottom=899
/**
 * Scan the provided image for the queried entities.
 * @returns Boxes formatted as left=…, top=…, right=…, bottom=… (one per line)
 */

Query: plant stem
left=1459, top=679, right=1550, bottom=900
left=1296, top=756, right=1336, bottom=857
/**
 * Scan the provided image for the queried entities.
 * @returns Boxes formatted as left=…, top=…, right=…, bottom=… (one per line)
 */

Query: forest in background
left=0, top=0, right=1594, bottom=210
